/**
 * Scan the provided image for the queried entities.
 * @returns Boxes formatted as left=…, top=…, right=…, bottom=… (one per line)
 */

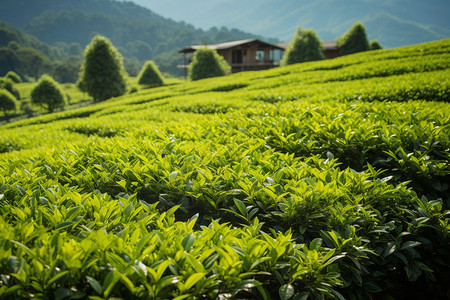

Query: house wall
left=220, top=49, right=232, bottom=63
left=324, top=49, right=339, bottom=59
left=219, top=48, right=274, bottom=64
left=217, top=44, right=280, bottom=73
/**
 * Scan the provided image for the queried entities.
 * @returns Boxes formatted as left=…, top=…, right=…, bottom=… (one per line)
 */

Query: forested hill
left=140, top=0, right=450, bottom=48
left=0, top=0, right=275, bottom=76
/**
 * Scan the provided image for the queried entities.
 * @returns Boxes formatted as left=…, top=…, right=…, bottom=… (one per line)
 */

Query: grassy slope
left=0, top=40, right=449, bottom=299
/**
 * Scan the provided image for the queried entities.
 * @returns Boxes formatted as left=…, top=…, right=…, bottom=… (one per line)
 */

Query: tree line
left=0, top=0, right=276, bottom=78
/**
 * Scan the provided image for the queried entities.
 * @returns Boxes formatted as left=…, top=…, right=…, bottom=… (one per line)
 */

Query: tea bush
left=188, top=48, right=231, bottom=81
left=0, top=39, right=449, bottom=299
left=31, top=75, right=66, bottom=113
left=138, top=60, right=164, bottom=87
left=5, top=71, right=22, bottom=83
left=0, top=89, right=18, bottom=120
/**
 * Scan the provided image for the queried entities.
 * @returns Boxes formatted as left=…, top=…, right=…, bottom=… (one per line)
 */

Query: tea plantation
left=0, top=40, right=449, bottom=299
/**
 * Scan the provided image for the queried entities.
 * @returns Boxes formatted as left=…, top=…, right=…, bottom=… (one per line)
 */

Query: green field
left=1, top=40, right=449, bottom=299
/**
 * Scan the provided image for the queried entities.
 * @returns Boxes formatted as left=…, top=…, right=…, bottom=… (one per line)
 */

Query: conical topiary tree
left=337, top=22, right=370, bottom=56
left=188, top=48, right=231, bottom=81
left=369, top=40, right=383, bottom=50
left=31, top=74, right=66, bottom=113
left=79, top=35, right=128, bottom=101
left=281, top=27, right=325, bottom=66
left=0, top=89, right=18, bottom=121
left=138, top=60, right=164, bottom=87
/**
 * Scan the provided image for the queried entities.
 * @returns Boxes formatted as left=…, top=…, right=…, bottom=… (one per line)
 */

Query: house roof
left=322, top=41, right=338, bottom=50
left=179, top=39, right=284, bottom=53
left=277, top=41, right=338, bottom=51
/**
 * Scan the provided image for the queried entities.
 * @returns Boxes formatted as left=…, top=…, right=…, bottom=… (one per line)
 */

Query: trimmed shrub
left=31, top=74, right=66, bottom=113
left=0, top=89, right=18, bottom=120
left=138, top=60, right=164, bottom=87
left=79, top=35, right=128, bottom=101
left=370, top=40, right=383, bottom=50
left=5, top=71, right=22, bottom=83
left=0, top=77, right=20, bottom=100
left=188, top=48, right=231, bottom=81
left=281, top=27, right=325, bottom=66
left=338, top=22, right=370, bottom=56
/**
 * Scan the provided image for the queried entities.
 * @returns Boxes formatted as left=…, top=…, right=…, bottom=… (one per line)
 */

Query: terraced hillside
left=0, top=39, right=449, bottom=299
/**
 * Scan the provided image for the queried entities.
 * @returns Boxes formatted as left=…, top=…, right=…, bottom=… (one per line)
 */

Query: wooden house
left=179, top=39, right=284, bottom=73
left=276, top=41, right=339, bottom=59
left=322, top=41, right=339, bottom=59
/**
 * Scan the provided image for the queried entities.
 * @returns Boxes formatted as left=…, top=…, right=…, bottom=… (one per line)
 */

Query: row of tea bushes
left=1, top=118, right=449, bottom=298
left=1, top=39, right=449, bottom=298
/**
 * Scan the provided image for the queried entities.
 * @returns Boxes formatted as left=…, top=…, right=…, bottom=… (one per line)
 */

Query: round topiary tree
left=0, top=89, right=18, bottom=121
left=5, top=71, right=22, bottom=83
left=369, top=40, right=383, bottom=50
left=0, top=77, right=20, bottom=100
left=337, top=22, right=370, bottom=56
left=138, top=60, right=164, bottom=87
left=188, top=48, right=231, bottom=81
left=79, top=35, right=128, bottom=101
left=31, top=74, right=66, bottom=113
left=281, top=27, right=325, bottom=66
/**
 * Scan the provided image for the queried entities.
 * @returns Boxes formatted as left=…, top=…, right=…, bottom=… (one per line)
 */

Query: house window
left=256, top=50, right=264, bottom=62
left=232, top=49, right=243, bottom=64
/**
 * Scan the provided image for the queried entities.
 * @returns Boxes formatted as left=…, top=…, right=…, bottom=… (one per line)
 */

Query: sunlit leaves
left=0, top=39, right=449, bottom=299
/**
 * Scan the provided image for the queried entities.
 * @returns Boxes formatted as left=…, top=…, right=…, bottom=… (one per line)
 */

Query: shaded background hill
left=138, top=0, right=450, bottom=48
left=0, top=0, right=275, bottom=77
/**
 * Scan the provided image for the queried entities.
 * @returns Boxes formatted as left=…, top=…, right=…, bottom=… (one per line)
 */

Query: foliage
left=52, top=61, right=79, bottom=83
left=369, top=40, right=383, bottom=50
left=31, top=74, right=66, bottom=113
left=5, top=71, right=22, bottom=83
left=0, top=47, right=20, bottom=77
left=0, top=21, right=62, bottom=60
left=78, top=35, right=128, bottom=102
left=0, top=2, right=276, bottom=77
left=188, top=48, right=231, bottom=81
left=0, top=21, right=82, bottom=81
left=0, top=77, right=20, bottom=100
left=337, top=22, right=370, bottom=56
left=281, top=27, right=325, bottom=66
left=0, top=39, right=450, bottom=299
left=138, top=60, right=164, bottom=87
left=0, top=89, right=17, bottom=119
left=16, top=47, right=50, bottom=81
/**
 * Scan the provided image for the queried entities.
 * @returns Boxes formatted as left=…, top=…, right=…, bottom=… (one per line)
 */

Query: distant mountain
left=0, top=0, right=276, bottom=76
left=136, top=0, right=450, bottom=48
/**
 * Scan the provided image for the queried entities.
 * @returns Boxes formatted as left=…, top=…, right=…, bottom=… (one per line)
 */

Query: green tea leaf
left=7, top=256, right=22, bottom=273
left=234, top=198, right=247, bottom=216
left=363, top=281, right=383, bottom=293
left=184, top=272, right=206, bottom=290
left=310, top=238, right=322, bottom=250
left=181, top=232, right=195, bottom=251
left=55, top=221, right=75, bottom=230
left=279, top=284, right=295, bottom=300
left=401, top=241, right=422, bottom=250
left=169, top=171, right=179, bottom=180
left=47, top=270, right=69, bottom=287
left=86, top=276, right=102, bottom=295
